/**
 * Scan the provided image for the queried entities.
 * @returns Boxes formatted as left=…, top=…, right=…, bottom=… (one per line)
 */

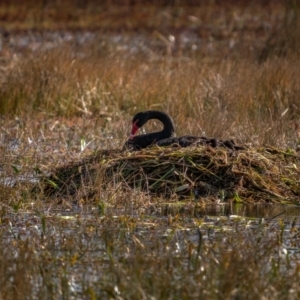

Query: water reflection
left=147, top=203, right=300, bottom=220
left=1, top=30, right=204, bottom=57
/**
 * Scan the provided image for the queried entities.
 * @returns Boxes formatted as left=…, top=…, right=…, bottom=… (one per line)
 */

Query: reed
left=0, top=1, right=300, bottom=299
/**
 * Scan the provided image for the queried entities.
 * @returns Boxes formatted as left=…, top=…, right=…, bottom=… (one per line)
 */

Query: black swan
left=123, top=110, right=243, bottom=151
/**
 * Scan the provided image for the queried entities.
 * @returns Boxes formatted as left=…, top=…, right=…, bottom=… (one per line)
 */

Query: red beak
left=130, top=120, right=139, bottom=139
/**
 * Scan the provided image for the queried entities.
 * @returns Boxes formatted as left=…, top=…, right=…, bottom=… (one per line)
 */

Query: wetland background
left=0, top=0, right=300, bottom=299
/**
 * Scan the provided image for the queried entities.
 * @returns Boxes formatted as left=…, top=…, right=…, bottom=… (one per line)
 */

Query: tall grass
left=1, top=41, right=299, bottom=147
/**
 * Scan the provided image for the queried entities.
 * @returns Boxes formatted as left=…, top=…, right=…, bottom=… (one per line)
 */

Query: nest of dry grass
left=39, top=146, right=300, bottom=204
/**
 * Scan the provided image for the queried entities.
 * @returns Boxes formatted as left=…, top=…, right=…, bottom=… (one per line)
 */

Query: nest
left=39, top=146, right=300, bottom=204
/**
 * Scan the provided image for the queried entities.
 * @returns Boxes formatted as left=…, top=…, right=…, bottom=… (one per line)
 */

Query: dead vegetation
left=1, top=1, right=300, bottom=299
left=38, top=145, right=300, bottom=204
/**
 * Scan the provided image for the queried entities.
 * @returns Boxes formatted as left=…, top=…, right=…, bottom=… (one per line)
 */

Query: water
left=143, top=202, right=300, bottom=220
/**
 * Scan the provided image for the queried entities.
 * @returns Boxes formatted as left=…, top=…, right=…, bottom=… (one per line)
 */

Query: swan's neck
left=125, top=111, right=176, bottom=150
left=147, top=111, right=175, bottom=138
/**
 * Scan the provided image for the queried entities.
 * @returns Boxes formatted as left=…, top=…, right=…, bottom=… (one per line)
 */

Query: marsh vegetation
left=0, top=0, right=300, bottom=299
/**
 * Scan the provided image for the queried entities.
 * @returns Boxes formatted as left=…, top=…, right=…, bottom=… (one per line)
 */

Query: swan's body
left=123, top=110, right=243, bottom=151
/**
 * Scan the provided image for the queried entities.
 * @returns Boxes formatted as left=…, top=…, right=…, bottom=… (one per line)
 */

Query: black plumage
left=123, top=111, right=244, bottom=151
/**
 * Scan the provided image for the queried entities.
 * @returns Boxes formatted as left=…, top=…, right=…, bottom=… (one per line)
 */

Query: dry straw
left=40, top=145, right=300, bottom=204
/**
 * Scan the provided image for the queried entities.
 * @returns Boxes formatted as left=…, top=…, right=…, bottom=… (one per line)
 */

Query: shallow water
left=1, top=201, right=299, bottom=298
left=1, top=30, right=201, bottom=57
left=151, top=203, right=300, bottom=219
left=78, top=202, right=300, bottom=222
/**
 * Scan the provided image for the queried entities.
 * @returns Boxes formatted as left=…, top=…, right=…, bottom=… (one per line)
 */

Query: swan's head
left=129, top=111, right=150, bottom=139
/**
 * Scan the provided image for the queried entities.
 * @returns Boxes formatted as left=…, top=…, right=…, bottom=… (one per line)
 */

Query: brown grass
left=0, top=1, right=300, bottom=299
left=1, top=40, right=300, bottom=145
left=35, top=146, right=300, bottom=204
left=0, top=0, right=284, bottom=30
